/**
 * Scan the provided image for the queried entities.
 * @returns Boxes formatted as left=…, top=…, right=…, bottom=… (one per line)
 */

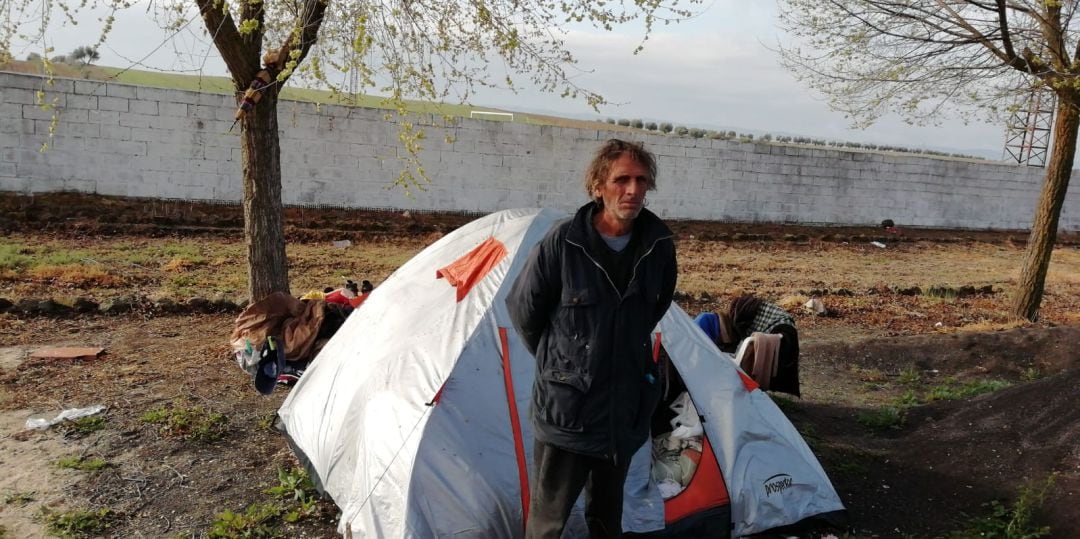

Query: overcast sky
left=18, top=0, right=1009, bottom=157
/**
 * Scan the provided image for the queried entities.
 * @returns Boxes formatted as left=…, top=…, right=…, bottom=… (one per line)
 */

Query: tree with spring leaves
left=3, top=0, right=700, bottom=302
left=778, top=0, right=1078, bottom=321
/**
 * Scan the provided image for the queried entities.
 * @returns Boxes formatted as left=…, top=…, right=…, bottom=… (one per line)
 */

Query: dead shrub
left=28, top=264, right=124, bottom=287
left=162, top=257, right=204, bottom=271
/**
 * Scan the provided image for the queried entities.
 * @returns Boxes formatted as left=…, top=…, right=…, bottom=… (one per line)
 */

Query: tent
left=278, top=208, right=846, bottom=537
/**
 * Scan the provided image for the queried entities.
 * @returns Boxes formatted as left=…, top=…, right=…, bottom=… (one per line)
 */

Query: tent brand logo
left=763, top=474, right=793, bottom=496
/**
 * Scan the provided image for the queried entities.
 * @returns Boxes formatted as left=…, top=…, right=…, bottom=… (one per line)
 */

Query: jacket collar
left=565, top=201, right=673, bottom=250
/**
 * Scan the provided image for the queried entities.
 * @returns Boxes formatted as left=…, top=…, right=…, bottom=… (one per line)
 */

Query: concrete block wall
left=2, top=71, right=1077, bottom=230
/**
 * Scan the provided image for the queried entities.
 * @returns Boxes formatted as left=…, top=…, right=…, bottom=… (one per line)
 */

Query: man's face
left=593, top=154, right=650, bottom=225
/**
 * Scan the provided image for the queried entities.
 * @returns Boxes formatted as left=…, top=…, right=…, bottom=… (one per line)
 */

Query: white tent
left=278, top=208, right=845, bottom=537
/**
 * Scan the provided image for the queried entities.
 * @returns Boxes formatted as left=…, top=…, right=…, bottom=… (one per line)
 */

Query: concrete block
left=22, top=104, right=57, bottom=121
left=64, top=94, right=97, bottom=110
left=84, top=138, right=146, bottom=156
left=73, top=80, right=105, bottom=95
left=3, top=87, right=39, bottom=105
left=157, top=102, right=188, bottom=117
left=193, top=91, right=230, bottom=107
left=104, top=84, right=138, bottom=99
left=64, top=122, right=100, bottom=138
left=0, top=73, right=50, bottom=90
left=118, top=113, right=159, bottom=128
left=128, top=99, right=157, bottom=115
left=87, top=109, right=120, bottom=125
left=0, top=102, right=23, bottom=121
left=94, top=96, right=129, bottom=113
left=0, top=176, right=31, bottom=192
left=135, top=86, right=195, bottom=105
left=62, top=178, right=97, bottom=192
left=100, top=125, right=132, bottom=140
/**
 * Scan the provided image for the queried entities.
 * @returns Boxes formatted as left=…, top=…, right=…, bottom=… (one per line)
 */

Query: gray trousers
left=525, top=439, right=631, bottom=539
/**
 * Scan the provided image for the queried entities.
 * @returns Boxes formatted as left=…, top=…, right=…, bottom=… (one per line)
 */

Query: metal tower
left=1003, top=85, right=1055, bottom=167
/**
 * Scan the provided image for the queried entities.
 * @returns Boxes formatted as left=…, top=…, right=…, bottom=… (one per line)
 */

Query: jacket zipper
left=565, top=233, right=671, bottom=465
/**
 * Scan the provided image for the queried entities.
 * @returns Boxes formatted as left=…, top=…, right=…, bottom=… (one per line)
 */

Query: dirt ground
left=1, top=193, right=1078, bottom=538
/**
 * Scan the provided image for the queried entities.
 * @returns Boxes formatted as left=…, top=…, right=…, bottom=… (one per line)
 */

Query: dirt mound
left=798, top=327, right=1079, bottom=537
left=891, top=369, right=1079, bottom=536
left=6, top=192, right=1079, bottom=246
left=807, top=325, right=1080, bottom=379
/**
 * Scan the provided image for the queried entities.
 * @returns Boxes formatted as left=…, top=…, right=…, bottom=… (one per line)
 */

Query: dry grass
left=25, top=264, right=125, bottom=287
left=2, top=230, right=1078, bottom=337
left=162, top=257, right=205, bottom=272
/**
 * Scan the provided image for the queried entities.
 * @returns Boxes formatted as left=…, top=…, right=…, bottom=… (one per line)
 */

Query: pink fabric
left=738, top=332, right=782, bottom=390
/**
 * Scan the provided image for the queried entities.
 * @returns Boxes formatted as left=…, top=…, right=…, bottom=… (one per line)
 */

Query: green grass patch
left=3, top=490, right=35, bottom=506
left=892, top=389, right=921, bottom=408
left=944, top=474, right=1055, bottom=539
left=856, top=406, right=906, bottom=431
left=44, top=507, right=116, bottom=538
left=141, top=403, right=228, bottom=442
left=208, top=502, right=282, bottom=538
left=206, top=466, right=324, bottom=536
left=160, top=243, right=205, bottom=260
left=257, top=412, right=278, bottom=431
left=55, top=456, right=109, bottom=472
left=925, top=378, right=1011, bottom=402
left=0, top=243, right=32, bottom=271
left=1021, top=367, right=1041, bottom=382
left=897, top=366, right=921, bottom=385
left=265, top=467, right=320, bottom=523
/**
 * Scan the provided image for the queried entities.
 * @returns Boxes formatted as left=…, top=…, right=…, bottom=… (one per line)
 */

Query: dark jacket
left=507, top=202, right=677, bottom=462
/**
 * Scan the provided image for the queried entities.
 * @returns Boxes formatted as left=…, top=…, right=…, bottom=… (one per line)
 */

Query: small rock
left=803, top=298, right=827, bottom=316
left=101, top=295, right=138, bottom=314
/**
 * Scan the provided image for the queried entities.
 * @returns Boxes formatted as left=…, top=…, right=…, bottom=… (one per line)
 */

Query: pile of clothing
left=230, top=290, right=353, bottom=394
left=651, top=392, right=704, bottom=499
left=300, top=279, right=374, bottom=309
left=694, top=295, right=801, bottom=396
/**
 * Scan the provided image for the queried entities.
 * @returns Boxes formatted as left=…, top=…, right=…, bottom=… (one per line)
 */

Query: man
left=507, top=139, right=678, bottom=538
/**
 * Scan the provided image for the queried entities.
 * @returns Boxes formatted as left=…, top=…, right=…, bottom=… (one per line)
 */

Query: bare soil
left=1, top=193, right=1078, bottom=538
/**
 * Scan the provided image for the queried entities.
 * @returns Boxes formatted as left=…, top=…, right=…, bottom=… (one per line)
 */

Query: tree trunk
left=240, top=89, right=290, bottom=302
left=1011, top=98, right=1078, bottom=321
